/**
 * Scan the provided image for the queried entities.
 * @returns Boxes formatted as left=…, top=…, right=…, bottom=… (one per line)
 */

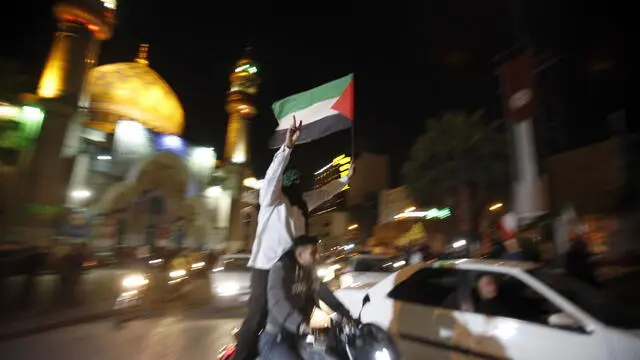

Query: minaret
left=37, top=1, right=116, bottom=104
left=20, top=1, right=116, bottom=241
left=224, top=52, right=260, bottom=251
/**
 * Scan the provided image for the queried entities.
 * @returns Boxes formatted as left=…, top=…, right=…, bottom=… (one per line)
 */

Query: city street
left=0, top=304, right=245, bottom=360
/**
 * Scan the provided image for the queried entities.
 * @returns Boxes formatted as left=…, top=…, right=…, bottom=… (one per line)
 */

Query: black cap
left=293, top=235, right=320, bottom=248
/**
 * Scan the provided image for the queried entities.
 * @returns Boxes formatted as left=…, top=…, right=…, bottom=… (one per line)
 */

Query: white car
left=210, top=254, right=251, bottom=307
left=334, top=259, right=640, bottom=360
left=333, top=254, right=406, bottom=289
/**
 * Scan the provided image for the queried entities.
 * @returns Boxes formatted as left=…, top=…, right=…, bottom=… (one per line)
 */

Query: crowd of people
left=0, top=242, right=90, bottom=312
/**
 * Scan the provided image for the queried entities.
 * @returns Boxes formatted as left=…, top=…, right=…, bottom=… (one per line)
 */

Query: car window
left=388, top=268, right=459, bottom=307
left=470, top=271, right=561, bottom=327
left=218, top=257, right=250, bottom=271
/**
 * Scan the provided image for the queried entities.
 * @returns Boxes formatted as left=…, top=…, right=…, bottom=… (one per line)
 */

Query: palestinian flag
left=270, top=74, right=354, bottom=148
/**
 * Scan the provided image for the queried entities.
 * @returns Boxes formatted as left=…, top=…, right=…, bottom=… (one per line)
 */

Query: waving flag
left=270, top=74, right=354, bottom=148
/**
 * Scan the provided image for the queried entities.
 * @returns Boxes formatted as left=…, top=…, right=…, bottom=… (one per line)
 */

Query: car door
left=384, top=267, right=487, bottom=360
left=467, top=270, right=609, bottom=360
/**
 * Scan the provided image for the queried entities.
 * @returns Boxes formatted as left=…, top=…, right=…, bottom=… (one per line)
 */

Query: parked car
left=210, top=253, right=251, bottom=308
left=333, top=259, right=640, bottom=360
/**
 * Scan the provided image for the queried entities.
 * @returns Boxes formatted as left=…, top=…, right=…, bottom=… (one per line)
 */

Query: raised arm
left=258, top=146, right=292, bottom=206
left=259, top=118, right=302, bottom=206
left=267, top=262, right=305, bottom=334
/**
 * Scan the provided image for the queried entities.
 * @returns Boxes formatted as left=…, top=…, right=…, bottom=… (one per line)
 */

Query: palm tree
left=403, top=110, right=509, bottom=242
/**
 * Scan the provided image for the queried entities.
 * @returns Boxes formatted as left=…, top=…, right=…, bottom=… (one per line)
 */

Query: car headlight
left=216, top=282, right=240, bottom=296
left=169, top=269, right=187, bottom=278
left=122, top=274, right=148, bottom=288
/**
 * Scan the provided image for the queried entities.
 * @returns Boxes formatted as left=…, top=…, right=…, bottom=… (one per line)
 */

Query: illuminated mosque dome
left=84, top=44, right=184, bottom=135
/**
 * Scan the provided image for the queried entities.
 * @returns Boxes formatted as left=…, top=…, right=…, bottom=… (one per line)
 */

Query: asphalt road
left=0, top=305, right=246, bottom=360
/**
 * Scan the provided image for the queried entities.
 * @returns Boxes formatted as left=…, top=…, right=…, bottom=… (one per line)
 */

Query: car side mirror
left=357, top=294, right=371, bottom=322
left=548, top=312, right=584, bottom=331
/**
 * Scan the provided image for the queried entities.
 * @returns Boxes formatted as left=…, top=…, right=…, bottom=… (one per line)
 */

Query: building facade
left=311, top=154, right=351, bottom=214
left=308, top=210, right=350, bottom=252
left=378, top=186, right=414, bottom=224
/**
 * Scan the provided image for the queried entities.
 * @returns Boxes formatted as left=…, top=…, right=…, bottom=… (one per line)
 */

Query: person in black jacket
left=260, top=235, right=353, bottom=360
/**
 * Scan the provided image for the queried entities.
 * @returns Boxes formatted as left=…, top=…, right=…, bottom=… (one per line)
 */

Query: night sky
left=1, top=0, right=625, bottom=186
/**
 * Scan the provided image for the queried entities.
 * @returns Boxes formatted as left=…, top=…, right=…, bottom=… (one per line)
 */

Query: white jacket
left=248, top=145, right=349, bottom=270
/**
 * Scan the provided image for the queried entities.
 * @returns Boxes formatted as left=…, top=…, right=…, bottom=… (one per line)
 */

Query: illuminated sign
left=394, top=207, right=452, bottom=220
left=315, top=154, right=352, bottom=175
left=332, top=154, right=351, bottom=165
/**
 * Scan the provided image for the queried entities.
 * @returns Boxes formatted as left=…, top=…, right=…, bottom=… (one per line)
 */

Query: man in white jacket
left=234, top=118, right=353, bottom=360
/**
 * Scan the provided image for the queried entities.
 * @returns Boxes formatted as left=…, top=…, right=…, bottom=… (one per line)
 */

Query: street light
left=452, top=239, right=467, bottom=248
left=489, top=203, right=504, bottom=211
left=70, top=189, right=91, bottom=199
left=347, top=224, right=358, bottom=230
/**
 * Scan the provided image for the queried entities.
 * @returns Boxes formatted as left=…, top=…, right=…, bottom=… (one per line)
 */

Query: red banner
left=499, top=51, right=536, bottom=123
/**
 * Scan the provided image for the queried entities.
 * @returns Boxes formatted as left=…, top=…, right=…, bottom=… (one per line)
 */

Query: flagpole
left=351, top=73, right=355, bottom=161
left=350, top=121, right=355, bottom=160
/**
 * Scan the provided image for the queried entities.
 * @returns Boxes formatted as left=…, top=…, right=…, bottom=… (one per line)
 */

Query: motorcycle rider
left=260, top=234, right=354, bottom=360
left=235, top=117, right=354, bottom=360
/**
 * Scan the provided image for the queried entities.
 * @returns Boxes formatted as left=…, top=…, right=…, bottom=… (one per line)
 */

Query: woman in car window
left=474, top=274, right=517, bottom=318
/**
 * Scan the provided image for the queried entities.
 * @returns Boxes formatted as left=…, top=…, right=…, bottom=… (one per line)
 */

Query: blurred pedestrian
left=488, top=238, right=507, bottom=259
left=58, top=243, right=85, bottom=307
left=408, top=243, right=424, bottom=265
left=18, top=245, right=47, bottom=308
left=566, top=236, right=597, bottom=286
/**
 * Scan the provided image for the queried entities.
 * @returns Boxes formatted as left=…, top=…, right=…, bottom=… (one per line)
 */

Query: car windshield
left=530, top=268, right=640, bottom=329
left=353, top=257, right=402, bottom=272
left=220, top=257, right=250, bottom=272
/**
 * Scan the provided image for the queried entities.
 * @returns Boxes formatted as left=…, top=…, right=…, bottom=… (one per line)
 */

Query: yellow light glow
left=86, top=61, right=184, bottom=135
left=37, top=32, right=71, bottom=98
left=339, top=163, right=351, bottom=172
left=332, top=154, right=346, bottom=165
left=225, top=113, right=247, bottom=163
left=403, top=206, right=416, bottom=213
left=334, top=156, right=351, bottom=166
left=348, top=224, right=358, bottom=230
left=489, top=203, right=504, bottom=211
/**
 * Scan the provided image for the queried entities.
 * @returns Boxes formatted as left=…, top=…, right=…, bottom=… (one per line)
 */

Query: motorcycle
left=217, top=315, right=398, bottom=360
left=113, top=257, right=192, bottom=324
left=113, top=271, right=151, bottom=325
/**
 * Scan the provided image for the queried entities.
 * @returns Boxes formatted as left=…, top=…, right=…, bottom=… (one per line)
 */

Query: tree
left=403, top=111, right=510, bottom=242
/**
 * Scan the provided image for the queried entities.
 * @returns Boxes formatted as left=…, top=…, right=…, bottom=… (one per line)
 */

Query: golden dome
left=85, top=48, right=184, bottom=135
